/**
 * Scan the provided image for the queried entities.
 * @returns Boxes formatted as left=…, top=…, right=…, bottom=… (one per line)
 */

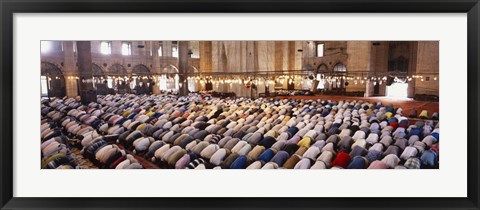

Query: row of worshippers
left=41, top=97, right=144, bottom=169
left=41, top=120, right=77, bottom=169
left=41, top=99, right=79, bottom=169
left=49, top=93, right=440, bottom=169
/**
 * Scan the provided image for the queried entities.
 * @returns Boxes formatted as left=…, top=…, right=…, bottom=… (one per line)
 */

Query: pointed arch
left=333, top=63, right=347, bottom=73
left=40, top=62, right=66, bottom=97
left=163, top=64, right=179, bottom=74
left=108, top=63, right=127, bottom=75
left=132, top=64, right=151, bottom=76
left=188, top=65, right=199, bottom=73
left=92, top=63, right=105, bottom=77
left=41, top=62, right=63, bottom=76
left=316, top=63, right=329, bottom=73
left=160, top=65, right=180, bottom=91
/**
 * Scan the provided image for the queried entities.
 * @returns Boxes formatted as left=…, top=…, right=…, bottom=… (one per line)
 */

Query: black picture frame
left=1, top=0, right=479, bottom=209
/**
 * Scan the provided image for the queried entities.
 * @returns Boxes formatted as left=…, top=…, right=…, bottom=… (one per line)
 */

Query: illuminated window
left=334, top=63, right=347, bottom=72
left=100, top=41, right=112, bottom=55
left=316, top=43, right=324, bottom=57
left=158, top=46, right=163, bottom=56
left=172, top=46, right=178, bottom=58
left=41, top=76, right=48, bottom=96
left=121, top=42, right=132, bottom=56
left=41, top=41, right=53, bottom=53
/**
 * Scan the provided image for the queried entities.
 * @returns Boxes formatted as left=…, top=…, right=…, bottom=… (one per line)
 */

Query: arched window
left=92, top=63, right=105, bottom=78
left=332, top=63, right=347, bottom=89
left=107, top=64, right=127, bottom=90
left=41, top=62, right=66, bottom=97
left=91, top=63, right=105, bottom=89
left=131, top=64, right=152, bottom=94
left=316, top=64, right=329, bottom=89
left=108, top=64, right=127, bottom=75
left=333, top=63, right=347, bottom=72
left=188, top=66, right=199, bottom=92
left=161, top=65, right=179, bottom=91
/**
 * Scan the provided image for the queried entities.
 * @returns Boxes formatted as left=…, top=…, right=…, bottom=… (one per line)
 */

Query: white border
left=14, top=13, right=467, bottom=197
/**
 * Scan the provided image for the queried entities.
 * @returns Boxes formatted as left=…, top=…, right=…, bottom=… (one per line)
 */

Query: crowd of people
left=40, top=93, right=439, bottom=169
left=41, top=97, right=144, bottom=169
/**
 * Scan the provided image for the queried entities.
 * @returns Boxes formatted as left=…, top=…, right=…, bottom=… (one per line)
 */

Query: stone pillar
left=164, top=41, right=172, bottom=57
left=365, top=82, right=374, bottom=97
left=152, top=41, right=161, bottom=94
left=347, top=41, right=372, bottom=95
left=246, top=41, right=256, bottom=98
left=178, top=41, right=189, bottom=96
left=63, top=41, right=78, bottom=97
left=294, top=41, right=303, bottom=70
left=200, top=41, right=212, bottom=72
left=275, top=41, right=284, bottom=71
left=414, top=41, right=439, bottom=96
left=407, top=42, right=418, bottom=98
left=77, top=41, right=96, bottom=104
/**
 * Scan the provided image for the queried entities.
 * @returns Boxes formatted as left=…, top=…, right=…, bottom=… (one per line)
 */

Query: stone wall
left=41, top=41, right=201, bottom=96
left=414, top=41, right=439, bottom=95
left=41, top=40, right=439, bottom=98
left=346, top=41, right=371, bottom=93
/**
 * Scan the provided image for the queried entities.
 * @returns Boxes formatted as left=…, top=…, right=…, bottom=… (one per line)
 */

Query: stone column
left=152, top=41, right=161, bottom=94
left=178, top=41, right=189, bottom=96
left=77, top=41, right=96, bottom=104
left=414, top=41, right=439, bottom=96
left=165, top=41, right=172, bottom=57
left=200, top=41, right=212, bottom=72
left=62, top=41, right=78, bottom=97
left=347, top=41, right=372, bottom=95
left=407, top=42, right=418, bottom=98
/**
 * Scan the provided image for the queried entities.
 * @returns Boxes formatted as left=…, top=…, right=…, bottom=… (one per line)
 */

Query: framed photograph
left=1, top=0, right=479, bottom=209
